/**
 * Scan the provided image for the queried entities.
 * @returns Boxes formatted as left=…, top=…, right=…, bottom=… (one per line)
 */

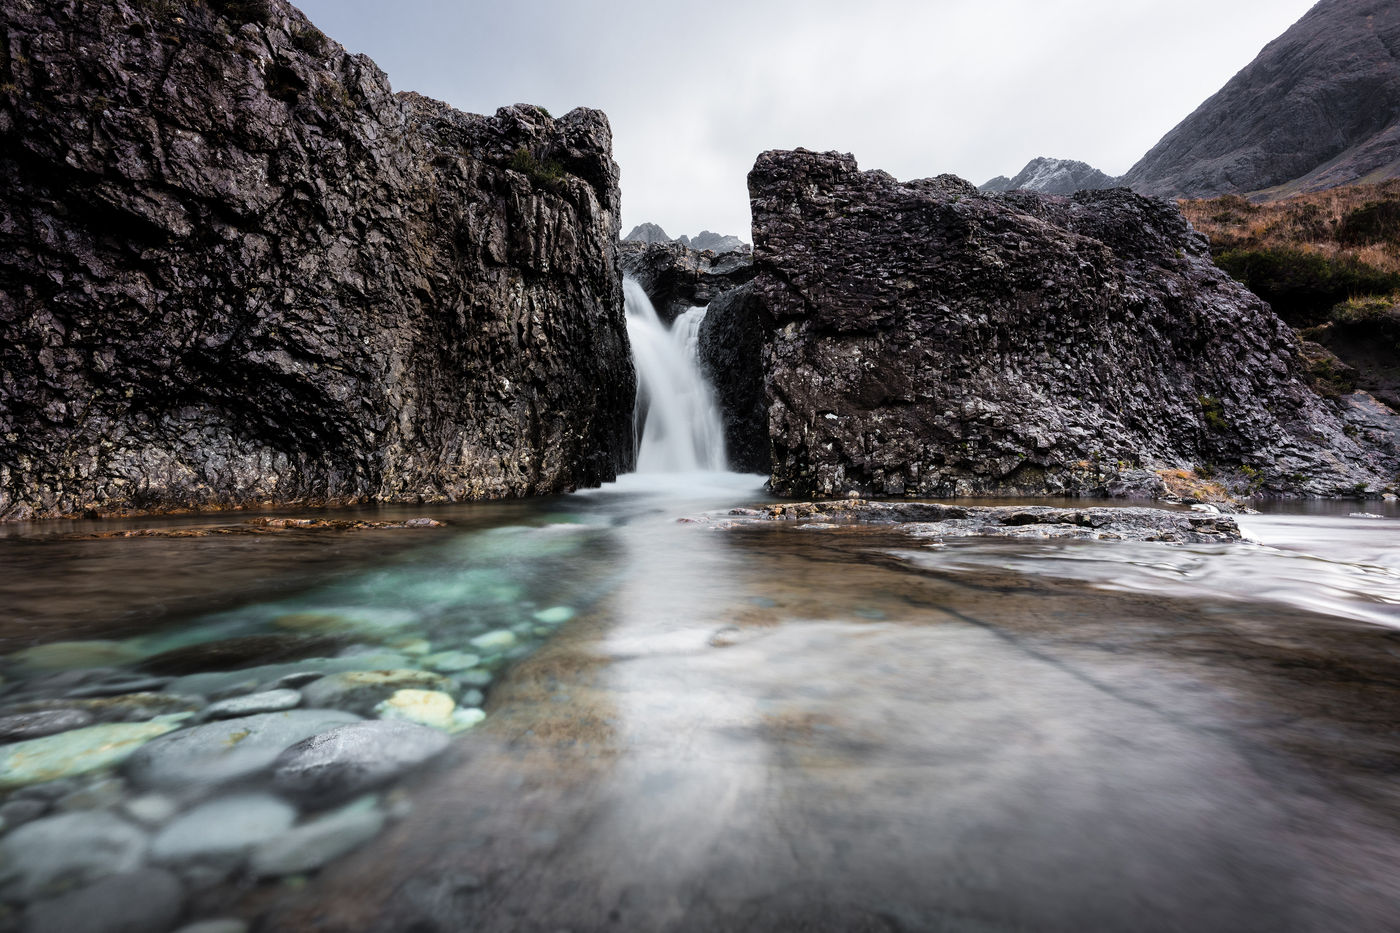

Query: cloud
left=297, top=0, right=1319, bottom=240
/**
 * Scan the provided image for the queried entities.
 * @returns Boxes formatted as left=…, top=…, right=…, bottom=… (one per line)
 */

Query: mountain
left=678, top=231, right=748, bottom=253
left=1122, top=0, right=1400, bottom=199
left=979, top=157, right=1116, bottom=195
left=622, top=222, right=673, bottom=244
left=622, top=224, right=749, bottom=254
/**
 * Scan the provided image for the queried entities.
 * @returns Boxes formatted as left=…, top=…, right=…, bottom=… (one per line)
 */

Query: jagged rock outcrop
left=622, top=222, right=673, bottom=244
left=696, top=283, right=769, bottom=474
left=979, top=157, right=1117, bottom=195
left=1122, top=0, right=1400, bottom=198
left=618, top=240, right=754, bottom=324
left=0, top=0, right=633, bottom=521
left=748, top=149, right=1399, bottom=500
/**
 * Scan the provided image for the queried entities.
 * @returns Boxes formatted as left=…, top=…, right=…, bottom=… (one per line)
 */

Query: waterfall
left=624, top=278, right=727, bottom=473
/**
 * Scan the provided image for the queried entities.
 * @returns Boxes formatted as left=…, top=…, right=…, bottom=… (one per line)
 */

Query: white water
left=624, top=277, right=727, bottom=473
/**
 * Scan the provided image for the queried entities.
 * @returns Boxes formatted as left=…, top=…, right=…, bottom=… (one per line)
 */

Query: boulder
left=23, top=868, right=182, bottom=933
left=271, top=720, right=450, bottom=806
left=124, top=710, right=360, bottom=790
left=0, top=811, right=148, bottom=901
left=747, top=149, right=1399, bottom=499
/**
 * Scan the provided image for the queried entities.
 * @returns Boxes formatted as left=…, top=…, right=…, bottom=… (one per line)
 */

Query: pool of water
left=1, top=476, right=1398, bottom=931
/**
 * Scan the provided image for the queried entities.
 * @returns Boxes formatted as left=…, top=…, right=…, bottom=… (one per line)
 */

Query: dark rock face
left=618, top=240, right=754, bottom=324
left=1122, top=0, right=1400, bottom=198
left=980, top=157, right=1117, bottom=195
left=748, top=149, right=1399, bottom=499
left=0, top=0, right=633, bottom=522
left=696, top=283, right=769, bottom=473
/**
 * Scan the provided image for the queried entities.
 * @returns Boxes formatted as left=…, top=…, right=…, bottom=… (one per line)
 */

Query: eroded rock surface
left=0, top=0, right=633, bottom=521
left=748, top=149, right=1399, bottom=499
left=618, top=240, right=754, bottom=324
left=696, top=283, right=770, bottom=473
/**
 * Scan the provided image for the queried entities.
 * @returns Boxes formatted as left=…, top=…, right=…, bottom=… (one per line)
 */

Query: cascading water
left=624, top=277, right=728, bottom=473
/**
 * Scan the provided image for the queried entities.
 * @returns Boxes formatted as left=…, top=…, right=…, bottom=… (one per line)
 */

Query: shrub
left=508, top=147, right=567, bottom=191
left=1336, top=200, right=1400, bottom=247
left=1214, top=247, right=1400, bottom=327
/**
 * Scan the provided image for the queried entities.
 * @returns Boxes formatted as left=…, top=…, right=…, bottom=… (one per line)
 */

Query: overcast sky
left=296, top=0, right=1317, bottom=240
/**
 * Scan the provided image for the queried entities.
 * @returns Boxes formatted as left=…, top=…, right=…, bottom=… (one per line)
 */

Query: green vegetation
left=509, top=147, right=567, bottom=191
left=1213, top=247, right=1400, bottom=327
left=1197, top=395, right=1228, bottom=432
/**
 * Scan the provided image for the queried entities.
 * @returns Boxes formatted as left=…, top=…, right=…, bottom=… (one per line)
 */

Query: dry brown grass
left=1180, top=182, right=1400, bottom=276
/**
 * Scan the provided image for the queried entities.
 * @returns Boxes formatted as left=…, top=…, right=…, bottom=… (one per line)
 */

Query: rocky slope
left=980, top=157, right=1116, bottom=195
left=1122, top=0, right=1400, bottom=198
left=748, top=149, right=1398, bottom=500
left=618, top=240, right=754, bottom=324
left=0, top=0, right=633, bottom=522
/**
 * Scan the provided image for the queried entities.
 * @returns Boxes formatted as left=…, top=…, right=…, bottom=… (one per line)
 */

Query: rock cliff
left=748, top=149, right=1398, bottom=499
left=0, top=0, right=633, bottom=521
left=696, top=283, right=769, bottom=474
left=1122, top=0, right=1400, bottom=198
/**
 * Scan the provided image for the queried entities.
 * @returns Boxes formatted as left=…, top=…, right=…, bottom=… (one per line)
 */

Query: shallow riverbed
left=1, top=475, right=1398, bottom=932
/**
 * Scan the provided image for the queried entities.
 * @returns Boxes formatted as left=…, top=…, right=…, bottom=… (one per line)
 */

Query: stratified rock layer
left=748, top=149, right=1398, bottom=499
left=0, top=0, right=633, bottom=521
left=1122, top=0, right=1400, bottom=198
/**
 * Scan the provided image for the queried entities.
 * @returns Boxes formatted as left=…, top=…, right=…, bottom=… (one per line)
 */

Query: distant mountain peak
left=623, top=222, right=672, bottom=244
left=979, top=157, right=1116, bottom=195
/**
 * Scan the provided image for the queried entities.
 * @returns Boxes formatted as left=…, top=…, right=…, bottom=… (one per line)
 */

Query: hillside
left=1123, top=0, right=1400, bottom=199
left=1181, top=182, right=1400, bottom=409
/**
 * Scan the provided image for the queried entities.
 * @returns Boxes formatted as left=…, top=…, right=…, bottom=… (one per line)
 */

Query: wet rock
left=0, top=722, right=177, bottom=790
left=454, top=669, right=495, bottom=690
left=0, top=0, right=633, bottom=524
left=65, top=677, right=173, bottom=699
left=374, top=690, right=457, bottom=730
left=272, top=609, right=419, bottom=638
left=150, top=793, right=297, bottom=864
left=2, top=694, right=205, bottom=726
left=0, top=709, right=94, bottom=742
left=420, top=651, right=481, bottom=673
left=22, top=867, right=182, bottom=933
left=715, top=500, right=1245, bottom=543
left=121, top=794, right=180, bottom=827
left=696, top=281, right=771, bottom=474
left=249, top=804, right=386, bottom=877
left=300, top=670, right=454, bottom=716
left=137, top=635, right=346, bottom=677
left=201, top=689, right=302, bottom=720
left=0, top=799, right=47, bottom=830
left=449, top=709, right=487, bottom=733
left=172, top=920, right=249, bottom=933
left=163, top=653, right=411, bottom=698
left=8, top=642, right=144, bottom=673
left=747, top=149, right=1398, bottom=499
left=531, top=606, right=576, bottom=625
left=0, top=811, right=148, bottom=901
left=271, top=720, right=450, bottom=807
left=55, top=777, right=127, bottom=812
left=469, top=630, right=518, bottom=653
left=124, top=710, right=361, bottom=791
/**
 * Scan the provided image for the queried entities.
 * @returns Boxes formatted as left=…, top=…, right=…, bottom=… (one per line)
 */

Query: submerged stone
left=449, top=708, right=487, bottom=733
left=150, top=793, right=297, bottom=863
left=272, top=607, right=419, bottom=638
left=164, top=653, right=411, bottom=698
left=202, top=688, right=302, bottom=720
left=23, top=867, right=182, bottom=933
left=249, top=804, right=387, bottom=877
left=0, top=722, right=177, bottom=789
left=374, top=689, right=456, bottom=729
left=137, top=634, right=346, bottom=676
left=532, top=606, right=576, bottom=625
left=301, top=669, right=453, bottom=716
left=124, top=709, right=361, bottom=790
left=420, top=651, right=480, bottom=673
left=0, top=709, right=95, bottom=742
left=469, top=630, right=517, bottom=652
left=272, top=720, right=450, bottom=806
left=0, top=811, right=149, bottom=901
left=9, top=641, right=145, bottom=672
